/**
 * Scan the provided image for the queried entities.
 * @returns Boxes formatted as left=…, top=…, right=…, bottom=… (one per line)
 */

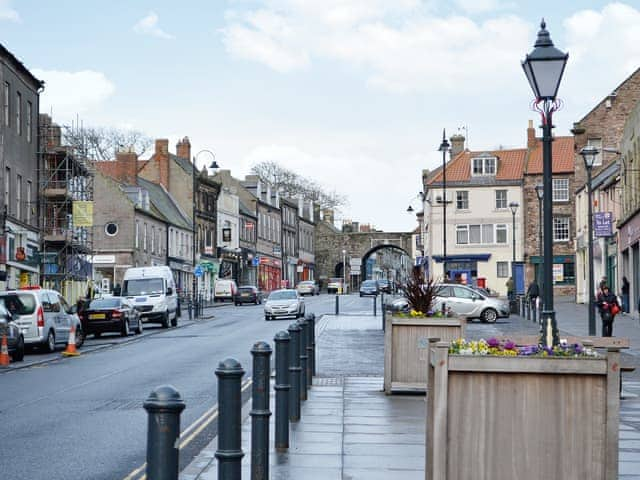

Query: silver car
left=264, top=289, right=305, bottom=320
left=433, top=284, right=510, bottom=323
left=296, top=281, right=319, bottom=296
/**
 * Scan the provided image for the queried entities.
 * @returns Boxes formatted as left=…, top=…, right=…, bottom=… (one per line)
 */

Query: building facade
left=281, top=197, right=299, bottom=287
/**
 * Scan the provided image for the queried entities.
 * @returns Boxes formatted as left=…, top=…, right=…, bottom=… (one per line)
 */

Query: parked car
left=327, top=278, right=344, bottom=294
left=0, top=304, right=24, bottom=361
left=377, top=279, right=392, bottom=293
left=434, top=284, right=510, bottom=323
left=234, top=286, right=263, bottom=305
left=80, top=297, right=142, bottom=337
left=264, top=289, right=305, bottom=320
left=297, top=280, right=320, bottom=296
left=472, top=286, right=500, bottom=298
left=0, top=287, right=84, bottom=353
left=214, top=279, right=238, bottom=303
left=359, top=280, right=379, bottom=297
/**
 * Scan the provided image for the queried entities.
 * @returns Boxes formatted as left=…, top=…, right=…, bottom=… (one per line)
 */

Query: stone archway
left=359, top=244, right=413, bottom=289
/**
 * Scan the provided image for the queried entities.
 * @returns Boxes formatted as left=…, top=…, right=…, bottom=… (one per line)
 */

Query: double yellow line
left=123, top=378, right=253, bottom=480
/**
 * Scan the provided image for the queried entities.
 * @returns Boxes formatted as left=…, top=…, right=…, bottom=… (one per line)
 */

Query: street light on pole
left=534, top=184, right=544, bottom=291
left=580, top=145, right=598, bottom=336
left=192, top=150, right=219, bottom=318
left=438, top=131, right=450, bottom=280
left=522, top=19, right=568, bottom=347
left=509, top=201, right=519, bottom=263
left=342, top=249, right=347, bottom=294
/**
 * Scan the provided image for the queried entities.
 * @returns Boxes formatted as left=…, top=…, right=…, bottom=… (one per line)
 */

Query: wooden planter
left=383, top=315, right=465, bottom=394
left=426, top=343, right=621, bottom=480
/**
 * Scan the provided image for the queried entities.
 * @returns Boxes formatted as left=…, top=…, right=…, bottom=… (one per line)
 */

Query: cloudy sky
left=2, top=1, right=640, bottom=231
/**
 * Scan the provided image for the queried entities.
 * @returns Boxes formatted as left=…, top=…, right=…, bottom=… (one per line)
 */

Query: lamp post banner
left=593, top=212, right=612, bottom=237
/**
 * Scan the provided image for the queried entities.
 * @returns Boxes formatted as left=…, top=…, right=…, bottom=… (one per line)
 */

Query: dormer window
left=471, top=153, right=497, bottom=176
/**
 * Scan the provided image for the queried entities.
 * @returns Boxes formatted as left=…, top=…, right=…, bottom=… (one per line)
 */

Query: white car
left=296, top=281, right=319, bottom=296
left=264, top=289, right=305, bottom=320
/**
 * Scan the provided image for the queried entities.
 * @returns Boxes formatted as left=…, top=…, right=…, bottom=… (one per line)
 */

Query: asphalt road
left=0, top=292, right=363, bottom=480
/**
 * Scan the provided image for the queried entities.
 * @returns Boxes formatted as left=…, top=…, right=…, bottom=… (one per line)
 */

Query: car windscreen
left=89, top=298, right=122, bottom=309
left=268, top=291, right=297, bottom=300
left=123, top=278, right=165, bottom=296
left=362, top=281, right=377, bottom=287
left=0, top=293, right=36, bottom=315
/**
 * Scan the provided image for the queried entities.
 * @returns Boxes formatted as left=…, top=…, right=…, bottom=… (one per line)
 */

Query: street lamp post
left=580, top=146, right=598, bottom=336
left=438, top=131, right=450, bottom=279
left=342, top=249, right=347, bottom=294
left=534, top=184, right=544, bottom=291
left=522, top=19, right=568, bottom=347
left=509, top=201, right=519, bottom=263
left=192, top=150, right=219, bottom=318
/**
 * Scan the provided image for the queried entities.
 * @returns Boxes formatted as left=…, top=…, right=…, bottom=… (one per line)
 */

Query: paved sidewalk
left=181, top=306, right=640, bottom=479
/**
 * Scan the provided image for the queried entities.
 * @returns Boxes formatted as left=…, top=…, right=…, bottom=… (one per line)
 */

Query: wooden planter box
left=426, top=343, right=621, bottom=480
left=383, top=316, right=465, bottom=394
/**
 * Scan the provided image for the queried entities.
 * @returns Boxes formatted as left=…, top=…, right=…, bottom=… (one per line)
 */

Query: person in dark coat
left=621, top=276, right=630, bottom=313
left=596, top=285, right=619, bottom=337
left=526, top=281, right=540, bottom=301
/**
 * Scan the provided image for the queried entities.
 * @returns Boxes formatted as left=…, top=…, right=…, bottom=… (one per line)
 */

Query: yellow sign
left=19, top=272, right=30, bottom=288
left=72, top=201, right=94, bottom=227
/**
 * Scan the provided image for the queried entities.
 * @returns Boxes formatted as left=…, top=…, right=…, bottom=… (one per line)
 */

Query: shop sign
left=92, top=254, right=116, bottom=264
left=594, top=212, right=613, bottom=237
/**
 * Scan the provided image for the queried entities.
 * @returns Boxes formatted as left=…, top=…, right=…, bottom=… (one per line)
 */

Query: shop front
left=169, top=258, right=193, bottom=297
left=619, top=212, right=640, bottom=316
left=258, top=256, right=282, bottom=293
left=528, top=254, right=576, bottom=296
left=0, top=230, right=40, bottom=290
left=239, top=248, right=257, bottom=286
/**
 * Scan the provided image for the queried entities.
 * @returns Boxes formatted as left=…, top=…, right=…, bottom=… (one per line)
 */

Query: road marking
left=122, top=378, right=253, bottom=480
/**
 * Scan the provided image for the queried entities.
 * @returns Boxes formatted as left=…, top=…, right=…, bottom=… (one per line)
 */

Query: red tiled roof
left=526, top=136, right=574, bottom=174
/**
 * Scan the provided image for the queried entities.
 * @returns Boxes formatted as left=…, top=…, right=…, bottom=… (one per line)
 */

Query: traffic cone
left=0, top=333, right=10, bottom=367
left=62, top=324, right=80, bottom=357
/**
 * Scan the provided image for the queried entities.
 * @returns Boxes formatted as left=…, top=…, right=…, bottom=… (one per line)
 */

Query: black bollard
left=335, top=294, right=339, bottom=315
left=381, top=293, right=385, bottom=331
left=298, top=318, right=309, bottom=400
left=287, top=322, right=301, bottom=422
left=274, top=331, right=290, bottom=451
left=144, top=385, right=186, bottom=480
left=188, top=298, right=193, bottom=320
left=305, top=314, right=313, bottom=390
left=306, top=313, right=316, bottom=377
left=215, top=358, right=245, bottom=480
left=373, top=295, right=377, bottom=316
left=532, top=300, right=538, bottom=324
left=250, top=342, right=272, bottom=480
left=526, top=298, right=531, bottom=321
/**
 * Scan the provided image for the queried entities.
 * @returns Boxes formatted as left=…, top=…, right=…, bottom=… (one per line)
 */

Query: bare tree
left=63, top=126, right=153, bottom=160
left=250, top=160, right=347, bottom=209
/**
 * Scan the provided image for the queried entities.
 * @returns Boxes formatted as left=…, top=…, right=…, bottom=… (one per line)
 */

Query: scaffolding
left=38, top=114, right=94, bottom=302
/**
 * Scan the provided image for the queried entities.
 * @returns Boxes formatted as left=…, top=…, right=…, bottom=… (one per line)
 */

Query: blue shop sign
left=594, top=212, right=613, bottom=237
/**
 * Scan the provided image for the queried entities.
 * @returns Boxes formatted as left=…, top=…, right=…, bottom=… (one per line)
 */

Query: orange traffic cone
left=62, top=324, right=80, bottom=357
left=0, top=333, right=10, bottom=367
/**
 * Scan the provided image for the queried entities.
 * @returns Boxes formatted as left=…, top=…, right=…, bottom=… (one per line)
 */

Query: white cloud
left=0, top=0, right=19, bottom=22
left=454, top=0, right=513, bottom=14
left=33, top=69, right=115, bottom=119
left=221, top=1, right=532, bottom=94
left=133, top=11, right=174, bottom=40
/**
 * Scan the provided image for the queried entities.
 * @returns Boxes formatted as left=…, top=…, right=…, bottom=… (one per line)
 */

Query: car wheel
left=481, top=309, right=498, bottom=324
left=121, top=319, right=130, bottom=337
left=135, top=318, right=143, bottom=335
left=162, top=312, right=170, bottom=329
left=94, top=332, right=102, bottom=338
left=11, top=335, right=24, bottom=362
left=235, top=302, right=240, bottom=306
left=176, top=305, right=182, bottom=318
left=171, top=313, right=178, bottom=327
left=75, top=326, right=85, bottom=348
left=265, top=315, right=270, bottom=321
left=44, top=330, right=56, bottom=353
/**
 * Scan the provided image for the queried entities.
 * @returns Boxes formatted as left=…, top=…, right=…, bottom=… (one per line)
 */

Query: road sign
left=194, top=265, right=204, bottom=277
left=252, top=256, right=260, bottom=267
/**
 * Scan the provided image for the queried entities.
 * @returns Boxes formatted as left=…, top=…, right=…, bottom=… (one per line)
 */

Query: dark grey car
left=0, top=304, right=24, bottom=361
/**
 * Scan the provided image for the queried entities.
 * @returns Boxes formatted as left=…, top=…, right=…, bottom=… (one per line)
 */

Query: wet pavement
left=181, top=298, right=640, bottom=479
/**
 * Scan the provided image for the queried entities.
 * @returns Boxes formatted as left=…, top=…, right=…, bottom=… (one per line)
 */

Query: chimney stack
left=155, top=139, right=170, bottom=190
left=450, top=134, right=465, bottom=158
left=323, top=208, right=334, bottom=225
left=176, top=136, right=191, bottom=160
left=115, top=150, right=139, bottom=185
left=527, top=120, right=536, bottom=148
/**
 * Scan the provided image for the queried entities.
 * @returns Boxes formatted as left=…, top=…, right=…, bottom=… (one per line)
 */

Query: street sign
left=194, top=265, right=204, bottom=277
left=252, top=256, right=260, bottom=267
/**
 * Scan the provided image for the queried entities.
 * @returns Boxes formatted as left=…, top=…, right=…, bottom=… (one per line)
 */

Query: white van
left=214, top=279, right=238, bottom=303
left=122, top=266, right=179, bottom=328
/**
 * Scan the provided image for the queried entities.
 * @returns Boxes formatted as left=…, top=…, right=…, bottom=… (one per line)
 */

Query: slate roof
left=137, top=177, right=192, bottom=230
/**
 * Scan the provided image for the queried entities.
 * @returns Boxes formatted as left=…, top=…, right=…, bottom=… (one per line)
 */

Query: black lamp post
left=580, top=145, right=598, bottom=336
left=534, top=184, right=544, bottom=291
left=438, top=130, right=450, bottom=279
left=192, top=150, right=219, bottom=318
left=509, top=201, right=519, bottom=263
left=522, top=19, right=568, bottom=347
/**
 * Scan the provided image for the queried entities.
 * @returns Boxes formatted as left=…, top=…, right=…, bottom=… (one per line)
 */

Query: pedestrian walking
left=621, top=276, right=630, bottom=313
left=526, top=280, right=539, bottom=302
left=506, top=277, right=515, bottom=301
left=596, top=285, right=620, bottom=337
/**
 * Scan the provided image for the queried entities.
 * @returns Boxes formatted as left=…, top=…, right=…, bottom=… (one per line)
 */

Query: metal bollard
left=381, top=293, right=385, bottom=331
left=187, top=299, right=193, bottom=320
left=526, top=298, right=531, bottom=321
left=250, top=342, right=272, bottom=480
left=215, top=358, right=245, bottom=480
left=274, top=331, right=290, bottom=450
left=287, top=322, right=301, bottom=422
left=532, top=300, right=538, bottom=324
left=373, top=295, right=377, bottom=316
left=305, top=314, right=313, bottom=390
left=335, top=294, right=339, bottom=315
left=306, top=313, right=316, bottom=377
left=144, top=385, right=186, bottom=480
left=298, top=318, right=309, bottom=399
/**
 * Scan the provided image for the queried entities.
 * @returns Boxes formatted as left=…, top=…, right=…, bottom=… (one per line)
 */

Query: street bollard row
left=143, top=312, right=318, bottom=480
